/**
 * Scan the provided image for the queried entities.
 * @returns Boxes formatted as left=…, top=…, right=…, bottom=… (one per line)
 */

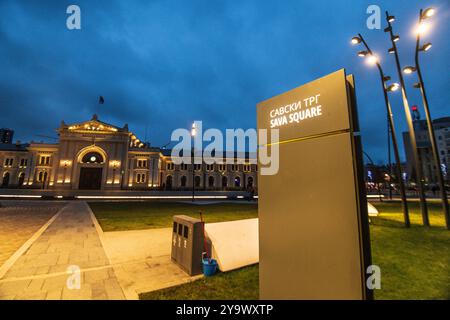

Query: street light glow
left=191, top=123, right=197, bottom=136
left=392, top=35, right=400, bottom=42
left=351, top=36, right=361, bottom=45
left=366, top=55, right=378, bottom=65
left=421, top=42, right=432, bottom=51
left=415, top=22, right=430, bottom=35
left=423, top=8, right=435, bottom=19
left=387, top=83, right=400, bottom=92
left=387, top=15, right=395, bottom=23
left=388, top=47, right=395, bottom=54
left=403, top=66, right=417, bottom=74
left=357, top=50, right=368, bottom=57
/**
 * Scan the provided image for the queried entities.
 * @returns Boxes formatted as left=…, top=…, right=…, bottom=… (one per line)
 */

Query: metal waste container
left=171, top=215, right=204, bottom=275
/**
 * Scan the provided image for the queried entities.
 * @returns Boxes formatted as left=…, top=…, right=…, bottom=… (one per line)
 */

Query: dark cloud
left=0, top=0, right=448, bottom=162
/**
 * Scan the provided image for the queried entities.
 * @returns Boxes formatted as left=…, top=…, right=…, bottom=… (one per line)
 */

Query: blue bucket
left=202, top=258, right=218, bottom=276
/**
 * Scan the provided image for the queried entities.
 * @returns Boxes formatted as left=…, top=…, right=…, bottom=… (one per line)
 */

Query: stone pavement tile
left=104, top=278, right=125, bottom=300
left=0, top=203, right=65, bottom=266
left=27, top=279, right=45, bottom=292
left=1, top=202, right=125, bottom=300
left=84, top=268, right=111, bottom=283
left=0, top=279, right=31, bottom=297
left=45, top=289, right=62, bottom=300
left=41, top=275, right=68, bottom=292
left=15, top=292, right=47, bottom=300
left=62, top=285, right=92, bottom=300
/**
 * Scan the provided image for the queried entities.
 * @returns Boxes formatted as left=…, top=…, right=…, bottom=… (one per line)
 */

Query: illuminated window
left=167, top=163, right=175, bottom=170
left=81, top=152, right=103, bottom=164
left=39, top=156, right=50, bottom=165
left=136, top=173, right=146, bottom=183
left=20, top=159, right=28, bottom=167
left=137, top=159, right=148, bottom=168
left=4, top=158, right=13, bottom=166
left=37, top=171, right=48, bottom=182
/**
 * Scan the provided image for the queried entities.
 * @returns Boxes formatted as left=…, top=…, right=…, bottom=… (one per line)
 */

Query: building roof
left=0, top=143, right=29, bottom=152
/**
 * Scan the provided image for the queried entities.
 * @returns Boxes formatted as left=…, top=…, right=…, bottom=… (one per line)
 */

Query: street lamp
left=384, top=11, right=429, bottom=226
left=352, top=33, right=410, bottom=227
left=404, top=8, right=450, bottom=230
left=191, top=122, right=196, bottom=202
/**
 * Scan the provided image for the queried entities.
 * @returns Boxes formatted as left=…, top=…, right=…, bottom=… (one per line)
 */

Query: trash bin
left=171, top=215, right=204, bottom=276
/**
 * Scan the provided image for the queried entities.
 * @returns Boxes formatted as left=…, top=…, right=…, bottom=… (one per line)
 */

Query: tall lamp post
left=191, top=122, right=196, bottom=202
left=403, top=8, right=450, bottom=230
left=384, top=11, right=429, bottom=226
left=351, top=34, right=410, bottom=227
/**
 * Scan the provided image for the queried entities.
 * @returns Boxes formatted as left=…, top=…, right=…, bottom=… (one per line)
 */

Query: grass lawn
left=89, top=201, right=257, bottom=232
left=89, top=200, right=450, bottom=300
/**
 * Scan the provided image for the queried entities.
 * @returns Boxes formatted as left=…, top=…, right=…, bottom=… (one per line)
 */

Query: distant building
left=0, top=128, right=14, bottom=144
left=403, top=115, right=450, bottom=184
left=0, top=115, right=257, bottom=190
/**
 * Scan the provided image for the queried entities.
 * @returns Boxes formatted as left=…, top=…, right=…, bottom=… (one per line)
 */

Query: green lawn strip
left=370, top=200, right=450, bottom=300
left=139, top=265, right=259, bottom=300
left=89, top=201, right=258, bottom=232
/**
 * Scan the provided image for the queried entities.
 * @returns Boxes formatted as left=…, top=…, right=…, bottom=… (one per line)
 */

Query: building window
left=4, top=158, right=13, bottom=166
left=194, top=176, right=201, bottom=187
left=222, top=176, right=228, bottom=188
left=234, top=176, right=241, bottom=187
left=81, top=152, right=102, bottom=164
left=136, top=173, right=146, bottom=183
left=181, top=176, right=187, bottom=187
left=244, top=164, right=251, bottom=172
left=37, top=171, right=48, bottom=182
left=208, top=176, right=215, bottom=187
left=20, top=159, right=28, bottom=167
left=39, top=155, right=51, bottom=165
left=194, top=164, right=201, bottom=171
left=167, top=163, right=175, bottom=170
left=232, top=164, right=239, bottom=171
left=206, top=164, right=214, bottom=171
left=181, top=163, right=188, bottom=171
left=137, top=159, right=148, bottom=168
left=218, top=164, right=226, bottom=171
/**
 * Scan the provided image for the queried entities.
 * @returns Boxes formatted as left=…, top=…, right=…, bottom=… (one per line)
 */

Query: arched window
left=2, top=172, right=10, bottom=187
left=222, top=176, right=228, bottom=188
left=208, top=176, right=214, bottom=188
left=81, top=152, right=104, bottom=164
left=194, top=176, right=201, bottom=187
left=234, top=176, right=241, bottom=187
left=18, top=172, right=25, bottom=186
left=247, top=177, right=254, bottom=188
left=181, top=176, right=187, bottom=187
left=166, top=175, right=173, bottom=189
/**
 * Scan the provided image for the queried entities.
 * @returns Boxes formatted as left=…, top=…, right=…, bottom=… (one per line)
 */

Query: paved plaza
left=0, top=200, right=201, bottom=300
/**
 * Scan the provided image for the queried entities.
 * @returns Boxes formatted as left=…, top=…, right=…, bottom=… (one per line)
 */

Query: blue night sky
left=0, top=0, right=449, bottom=164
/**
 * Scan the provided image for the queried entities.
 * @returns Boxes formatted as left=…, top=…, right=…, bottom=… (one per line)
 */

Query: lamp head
left=403, top=66, right=417, bottom=74
left=422, top=8, right=435, bottom=20
left=420, top=42, right=432, bottom=52
left=357, top=50, right=369, bottom=57
left=351, top=36, right=361, bottom=45
left=387, top=83, right=400, bottom=92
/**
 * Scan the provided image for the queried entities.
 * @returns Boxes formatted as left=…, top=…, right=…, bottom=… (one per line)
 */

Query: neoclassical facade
left=0, top=115, right=257, bottom=191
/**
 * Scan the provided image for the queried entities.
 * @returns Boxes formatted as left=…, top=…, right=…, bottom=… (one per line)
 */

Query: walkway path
left=0, top=202, right=125, bottom=300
